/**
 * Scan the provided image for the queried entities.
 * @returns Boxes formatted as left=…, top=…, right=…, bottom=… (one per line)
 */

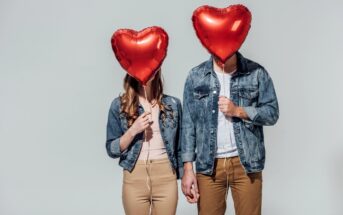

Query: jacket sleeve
left=105, top=101, right=126, bottom=159
left=175, top=99, right=184, bottom=179
left=181, top=73, right=197, bottom=163
left=243, top=68, right=279, bottom=126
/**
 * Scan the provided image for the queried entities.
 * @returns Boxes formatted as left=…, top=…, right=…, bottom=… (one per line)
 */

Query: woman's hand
left=119, top=112, right=151, bottom=152
left=127, top=112, right=151, bottom=137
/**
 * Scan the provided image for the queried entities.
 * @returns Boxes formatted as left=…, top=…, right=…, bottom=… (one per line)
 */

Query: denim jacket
left=106, top=94, right=183, bottom=179
left=181, top=52, right=279, bottom=175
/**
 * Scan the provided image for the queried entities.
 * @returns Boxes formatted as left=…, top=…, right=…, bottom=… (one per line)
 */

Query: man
left=181, top=52, right=279, bottom=215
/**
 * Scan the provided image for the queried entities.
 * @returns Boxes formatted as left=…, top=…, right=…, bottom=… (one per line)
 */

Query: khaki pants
left=197, top=156, right=262, bottom=215
left=122, top=158, right=178, bottom=215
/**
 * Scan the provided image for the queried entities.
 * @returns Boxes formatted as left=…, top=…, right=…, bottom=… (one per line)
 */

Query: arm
left=219, top=68, right=279, bottom=126
left=106, top=101, right=150, bottom=158
left=242, top=68, right=279, bottom=126
left=175, top=99, right=184, bottom=179
left=106, top=103, right=125, bottom=159
left=181, top=73, right=199, bottom=203
left=181, top=73, right=196, bottom=163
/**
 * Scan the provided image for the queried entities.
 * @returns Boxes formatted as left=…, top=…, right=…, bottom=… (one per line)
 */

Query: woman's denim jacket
left=106, top=95, right=183, bottom=179
left=181, top=52, right=279, bottom=175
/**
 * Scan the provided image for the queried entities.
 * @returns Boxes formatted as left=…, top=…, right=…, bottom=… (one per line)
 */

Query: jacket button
left=213, top=90, right=217, bottom=94
left=212, top=110, right=215, bottom=113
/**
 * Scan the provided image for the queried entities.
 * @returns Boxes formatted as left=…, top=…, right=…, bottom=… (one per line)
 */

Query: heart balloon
left=192, top=4, right=252, bottom=63
left=111, top=26, right=169, bottom=85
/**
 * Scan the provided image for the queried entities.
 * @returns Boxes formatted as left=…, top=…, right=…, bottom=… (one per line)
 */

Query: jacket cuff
left=109, top=138, right=122, bottom=157
left=242, top=106, right=258, bottom=122
left=177, top=167, right=184, bottom=179
left=182, top=152, right=196, bottom=162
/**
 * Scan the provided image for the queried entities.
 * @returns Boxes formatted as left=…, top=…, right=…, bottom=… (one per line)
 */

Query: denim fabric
left=181, top=52, right=279, bottom=175
left=106, top=95, right=183, bottom=179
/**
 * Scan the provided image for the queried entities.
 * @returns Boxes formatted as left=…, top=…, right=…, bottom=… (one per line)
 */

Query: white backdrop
left=1, top=0, right=343, bottom=214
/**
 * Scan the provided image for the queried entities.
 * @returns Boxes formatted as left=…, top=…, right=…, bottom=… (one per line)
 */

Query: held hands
left=127, top=112, right=152, bottom=137
left=181, top=165, right=200, bottom=203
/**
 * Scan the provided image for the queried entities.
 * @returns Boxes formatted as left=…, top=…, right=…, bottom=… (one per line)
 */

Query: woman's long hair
left=120, top=70, right=171, bottom=127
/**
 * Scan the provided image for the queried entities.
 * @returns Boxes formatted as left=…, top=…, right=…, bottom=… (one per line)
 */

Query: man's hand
left=181, top=162, right=200, bottom=203
left=218, top=96, right=238, bottom=117
left=218, top=96, right=249, bottom=119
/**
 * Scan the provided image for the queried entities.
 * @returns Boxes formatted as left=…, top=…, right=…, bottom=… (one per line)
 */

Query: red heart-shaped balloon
left=111, top=26, right=169, bottom=85
left=192, top=4, right=252, bottom=63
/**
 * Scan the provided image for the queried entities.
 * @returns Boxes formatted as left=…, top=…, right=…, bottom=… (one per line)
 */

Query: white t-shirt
left=213, top=63, right=239, bottom=158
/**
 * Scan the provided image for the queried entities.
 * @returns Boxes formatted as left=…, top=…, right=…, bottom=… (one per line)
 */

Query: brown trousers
left=122, top=158, right=178, bottom=215
left=197, top=156, right=262, bottom=215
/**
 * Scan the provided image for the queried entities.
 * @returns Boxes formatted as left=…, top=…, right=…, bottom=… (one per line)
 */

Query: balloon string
left=143, top=85, right=153, bottom=215
left=221, top=63, right=229, bottom=137
left=143, top=85, right=153, bottom=121
left=221, top=63, right=226, bottom=97
left=221, top=63, right=233, bottom=178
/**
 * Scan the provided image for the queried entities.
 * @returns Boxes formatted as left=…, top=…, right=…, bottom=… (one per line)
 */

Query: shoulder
left=163, top=94, right=182, bottom=112
left=109, top=96, right=121, bottom=113
left=187, top=60, right=209, bottom=79
left=244, top=57, right=271, bottom=79
left=183, top=59, right=211, bottom=89
left=162, top=94, right=181, bottom=105
left=245, top=57, right=264, bottom=72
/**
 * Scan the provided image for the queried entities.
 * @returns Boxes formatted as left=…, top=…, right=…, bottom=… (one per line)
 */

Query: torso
left=137, top=98, right=168, bottom=160
left=213, top=62, right=239, bottom=158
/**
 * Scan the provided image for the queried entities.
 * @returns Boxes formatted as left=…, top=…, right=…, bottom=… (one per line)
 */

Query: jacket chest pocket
left=193, top=87, right=210, bottom=119
left=193, top=84, right=211, bottom=107
left=238, top=87, right=258, bottom=106
left=193, top=90, right=209, bottom=100
left=193, top=84, right=210, bottom=99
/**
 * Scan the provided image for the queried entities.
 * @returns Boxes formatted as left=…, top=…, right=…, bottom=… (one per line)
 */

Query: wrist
left=234, top=106, right=242, bottom=118
left=235, top=106, right=249, bottom=119
left=184, top=162, right=194, bottom=172
left=127, top=127, right=137, bottom=138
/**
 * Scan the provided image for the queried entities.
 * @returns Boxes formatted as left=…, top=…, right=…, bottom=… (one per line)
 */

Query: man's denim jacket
left=106, top=95, right=183, bottom=179
left=181, top=52, right=279, bottom=175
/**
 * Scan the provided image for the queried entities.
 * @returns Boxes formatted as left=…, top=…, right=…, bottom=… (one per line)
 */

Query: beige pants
left=122, top=158, right=178, bottom=215
left=197, top=156, right=262, bottom=215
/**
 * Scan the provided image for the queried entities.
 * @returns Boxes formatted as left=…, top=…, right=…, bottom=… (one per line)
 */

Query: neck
left=213, top=53, right=238, bottom=74
left=139, top=85, right=153, bottom=102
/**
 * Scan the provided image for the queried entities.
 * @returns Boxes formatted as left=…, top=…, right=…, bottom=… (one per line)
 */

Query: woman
left=106, top=70, right=182, bottom=215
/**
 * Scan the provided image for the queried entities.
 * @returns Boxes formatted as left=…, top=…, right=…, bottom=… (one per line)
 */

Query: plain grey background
left=1, top=0, right=342, bottom=214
